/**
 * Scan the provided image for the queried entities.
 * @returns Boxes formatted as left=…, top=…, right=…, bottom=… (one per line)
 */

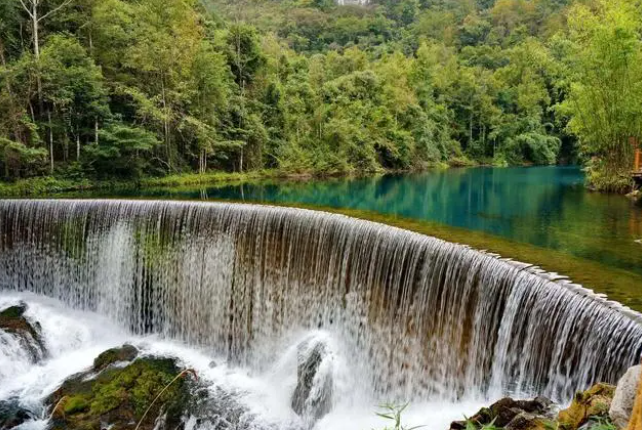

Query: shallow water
left=79, top=167, right=642, bottom=278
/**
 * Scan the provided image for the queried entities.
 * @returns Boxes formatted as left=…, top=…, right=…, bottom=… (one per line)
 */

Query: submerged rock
left=0, top=302, right=46, bottom=362
left=291, top=336, right=333, bottom=424
left=0, top=398, right=35, bottom=429
left=47, top=345, right=195, bottom=430
left=451, top=397, right=555, bottom=429
left=558, top=383, right=615, bottom=430
left=610, top=365, right=641, bottom=428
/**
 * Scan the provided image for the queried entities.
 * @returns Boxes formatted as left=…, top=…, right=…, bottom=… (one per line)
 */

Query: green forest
left=1, top=0, right=641, bottom=192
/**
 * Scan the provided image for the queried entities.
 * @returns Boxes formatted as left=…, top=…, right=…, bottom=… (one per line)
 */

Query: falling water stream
left=1, top=199, right=641, bottom=429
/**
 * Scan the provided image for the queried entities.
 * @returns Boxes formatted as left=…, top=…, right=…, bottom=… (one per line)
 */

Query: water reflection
left=88, top=166, right=642, bottom=275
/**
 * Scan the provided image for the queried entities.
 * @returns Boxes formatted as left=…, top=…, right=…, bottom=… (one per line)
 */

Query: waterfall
left=0, top=199, right=640, bottom=405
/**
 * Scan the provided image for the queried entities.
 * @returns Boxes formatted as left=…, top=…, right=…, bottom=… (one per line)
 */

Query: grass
left=465, top=420, right=500, bottom=430
left=0, top=169, right=350, bottom=197
left=139, top=170, right=283, bottom=188
left=0, top=160, right=485, bottom=197
left=584, top=418, right=618, bottom=430
left=0, top=172, right=276, bottom=197
left=0, top=176, right=94, bottom=196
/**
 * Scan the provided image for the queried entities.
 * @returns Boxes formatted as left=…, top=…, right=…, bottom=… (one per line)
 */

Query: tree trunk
left=76, top=131, right=80, bottom=161
left=469, top=111, right=473, bottom=149
left=48, top=110, right=54, bottom=174
left=160, top=72, right=171, bottom=169
left=63, top=130, right=69, bottom=162
left=200, top=149, right=208, bottom=174
left=32, top=5, right=44, bottom=110
left=95, top=119, right=99, bottom=145
left=32, top=6, right=39, bottom=60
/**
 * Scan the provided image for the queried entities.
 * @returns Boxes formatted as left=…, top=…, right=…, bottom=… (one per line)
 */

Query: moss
left=558, top=384, right=616, bottom=430
left=93, top=344, right=138, bottom=372
left=0, top=303, right=46, bottom=361
left=63, top=396, right=89, bottom=414
left=0, top=305, right=26, bottom=319
left=50, top=353, right=191, bottom=430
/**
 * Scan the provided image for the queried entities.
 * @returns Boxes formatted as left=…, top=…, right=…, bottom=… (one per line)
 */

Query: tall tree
left=558, top=0, right=642, bottom=191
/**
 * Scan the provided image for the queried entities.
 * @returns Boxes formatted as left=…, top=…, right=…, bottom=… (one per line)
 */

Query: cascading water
left=0, top=199, right=641, bottom=429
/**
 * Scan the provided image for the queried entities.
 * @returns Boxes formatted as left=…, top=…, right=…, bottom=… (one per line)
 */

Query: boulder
left=558, top=383, right=615, bottom=430
left=610, top=365, right=641, bottom=428
left=93, top=344, right=139, bottom=372
left=0, top=302, right=46, bottom=362
left=451, top=396, right=554, bottom=429
left=0, top=399, right=34, bottom=429
left=47, top=345, right=195, bottom=430
left=504, top=412, right=549, bottom=430
left=291, top=337, right=333, bottom=424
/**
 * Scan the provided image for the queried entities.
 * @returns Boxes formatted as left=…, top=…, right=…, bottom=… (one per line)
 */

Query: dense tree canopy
left=0, top=0, right=640, bottom=191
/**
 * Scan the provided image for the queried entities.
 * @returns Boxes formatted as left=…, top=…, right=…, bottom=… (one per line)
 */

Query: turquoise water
left=92, top=166, right=642, bottom=276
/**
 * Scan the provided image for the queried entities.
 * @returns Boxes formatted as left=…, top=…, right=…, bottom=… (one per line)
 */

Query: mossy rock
left=0, top=302, right=46, bottom=362
left=48, top=347, right=194, bottom=430
left=451, top=397, right=554, bottom=429
left=505, top=412, right=550, bottom=430
left=93, top=344, right=139, bottom=372
left=558, top=383, right=616, bottom=430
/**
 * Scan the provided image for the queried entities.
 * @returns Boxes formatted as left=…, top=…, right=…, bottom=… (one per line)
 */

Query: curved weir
left=0, top=199, right=641, bottom=405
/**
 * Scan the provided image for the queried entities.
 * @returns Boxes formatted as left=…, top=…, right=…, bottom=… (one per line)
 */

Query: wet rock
left=558, top=383, right=615, bottom=430
left=610, top=365, right=641, bottom=428
left=291, top=337, right=333, bottom=424
left=0, top=302, right=46, bottom=362
left=451, top=397, right=555, bottom=429
left=186, top=385, right=277, bottom=430
left=93, top=344, right=139, bottom=372
left=504, top=412, right=548, bottom=430
left=0, top=398, right=34, bottom=429
left=47, top=345, right=195, bottom=430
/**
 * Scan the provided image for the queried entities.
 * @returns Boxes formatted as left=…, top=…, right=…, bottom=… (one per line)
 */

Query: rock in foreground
left=450, top=396, right=555, bottom=429
left=453, top=382, right=621, bottom=430
left=0, top=399, right=35, bottom=429
left=610, top=365, right=641, bottom=428
left=558, top=383, right=615, bottom=429
left=291, top=336, right=333, bottom=425
left=0, top=302, right=46, bottom=362
left=48, top=345, right=195, bottom=430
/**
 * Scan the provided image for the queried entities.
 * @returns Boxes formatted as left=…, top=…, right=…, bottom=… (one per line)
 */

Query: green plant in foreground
left=374, top=403, right=425, bottom=430
left=464, top=417, right=500, bottom=430
left=584, top=418, right=617, bottom=430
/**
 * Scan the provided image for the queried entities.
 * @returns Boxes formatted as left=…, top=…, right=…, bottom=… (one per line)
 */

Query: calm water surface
left=88, top=166, right=642, bottom=276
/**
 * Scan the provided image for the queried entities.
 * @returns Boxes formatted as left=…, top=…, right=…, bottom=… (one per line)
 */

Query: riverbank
left=0, top=171, right=279, bottom=197
left=0, top=169, right=400, bottom=197
left=0, top=158, right=487, bottom=197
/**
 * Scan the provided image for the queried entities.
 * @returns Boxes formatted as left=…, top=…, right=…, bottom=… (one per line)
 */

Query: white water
left=0, top=293, right=484, bottom=430
left=1, top=200, right=642, bottom=429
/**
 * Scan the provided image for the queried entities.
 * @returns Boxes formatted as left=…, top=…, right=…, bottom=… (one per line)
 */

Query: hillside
left=0, top=0, right=641, bottom=191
